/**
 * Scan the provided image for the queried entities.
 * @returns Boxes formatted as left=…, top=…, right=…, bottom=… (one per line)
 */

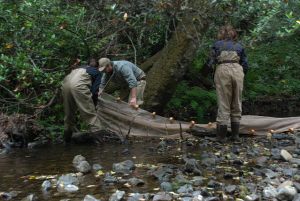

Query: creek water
left=0, top=140, right=197, bottom=200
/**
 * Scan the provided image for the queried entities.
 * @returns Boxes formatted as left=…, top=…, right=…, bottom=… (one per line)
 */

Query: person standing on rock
left=207, top=25, right=249, bottom=141
left=98, top=58, right=146, bottom=106
left=62, top=58, right=104, bottom=143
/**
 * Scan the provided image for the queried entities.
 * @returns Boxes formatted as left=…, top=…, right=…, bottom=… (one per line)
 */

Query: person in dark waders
left=207, top=25, right=249, bottom=141
left=61, top=58, right=103, bottom=143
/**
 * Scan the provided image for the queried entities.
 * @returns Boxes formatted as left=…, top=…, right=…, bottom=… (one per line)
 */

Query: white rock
left=109, top=190, right=125, bottom=201
left=73, top=155, right=86, bottom=167
left=281, top=149, right=293, bottom=161
left=276, top=186, right=297, bottom=201
left=263, top=185, right=278, bottom=198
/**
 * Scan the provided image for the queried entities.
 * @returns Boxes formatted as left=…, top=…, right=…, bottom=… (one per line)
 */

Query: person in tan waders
left=207, top=25, right=249, bottom=141
left=62, top=58, right=103, bottom=143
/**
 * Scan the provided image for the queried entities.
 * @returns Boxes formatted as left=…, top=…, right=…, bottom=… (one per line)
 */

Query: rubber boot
left=231, top=122, right=240, bottom=141
left=63, top=130, right=73, bottom=144
left=216, top=123, right=227, bottom=142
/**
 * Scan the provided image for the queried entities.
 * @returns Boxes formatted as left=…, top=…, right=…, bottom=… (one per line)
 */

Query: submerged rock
left=84, top=195, right=101, bottom=201
left=192, top=176, right=204, bottom=186
left=109, top=190, right=125, bottom=201
left=112, top=160, right=135, bottom=174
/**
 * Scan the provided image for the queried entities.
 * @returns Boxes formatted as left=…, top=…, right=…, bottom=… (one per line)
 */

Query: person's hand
left=129, top=97, right=137, bottom=106
left=98, top=88, right=103, bottom=96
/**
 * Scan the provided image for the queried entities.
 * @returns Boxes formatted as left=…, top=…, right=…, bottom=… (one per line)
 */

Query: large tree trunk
left=141, top=0, right=211, bottom=111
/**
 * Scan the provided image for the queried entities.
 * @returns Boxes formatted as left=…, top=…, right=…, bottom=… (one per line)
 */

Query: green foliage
left=166, top=82, right=216, bottom=123
left=245, top=34, right=300, bottom=99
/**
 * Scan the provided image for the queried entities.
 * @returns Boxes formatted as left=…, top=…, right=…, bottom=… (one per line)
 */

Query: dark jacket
left=82, top=65, right=102, bottom=105
left=207, top=40, right=249, bottom=74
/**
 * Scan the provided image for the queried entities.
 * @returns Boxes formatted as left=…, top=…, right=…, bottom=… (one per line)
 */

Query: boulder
left=57, top=174, right=79, bottom=186
left=160, top=182, right=173, bottom=192
left=177, top=184, right=193, bottom=194
left=263, top=185, right=278, bottom=199
left=41, top=180, right=52, bottom=191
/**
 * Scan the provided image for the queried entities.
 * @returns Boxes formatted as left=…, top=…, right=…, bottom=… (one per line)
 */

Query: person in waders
left=98, top=58, right=146, bottom=106
left=207, top=25, right=249, bottom=141
left=61, top=58, right=103, bottom=143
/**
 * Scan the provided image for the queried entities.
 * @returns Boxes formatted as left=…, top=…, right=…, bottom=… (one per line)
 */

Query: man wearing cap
left=61, top=58, right=103, bottom=143
left=98, top=58, right=146, bottom=106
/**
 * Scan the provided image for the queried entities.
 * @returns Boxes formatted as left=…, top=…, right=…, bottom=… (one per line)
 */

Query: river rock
left=263, top=185, right=278, bottom=199
left=281, top=149, right=293, bottom=161
left=276, top=186, right=297, bottom=201
left=73, top=155, right=86, bottom=167
left=192, top=194, right=204, bottom=201
left=181, top=197, right=192, bottom=201
left=205, top=197, right=220, bottom=201
left=177, top=184, right=193, bottom=194
left=294, top=182, right=300, bottom=192
left=83, top=195, right=101, bottom=201
left=283, top=168, right=298, bottom=177
left=21, top=194, right=38, bottom=201
left=279, top=181, right=294, bottom=189
left=271, top=148, right=282, bottom=160
left=58, top=184, right=79, bottom=193
left=255, top=156, right=268, bottom=167
left=225, top=185, right=236, bottom=194
left=41, top=180, right=52, bottom=191
left=293, top=194, right=300, bottom=201
left=264, top=169, right=278, bottom=179
left=104, top=173, right=118, bottom=183
left=291, top=158, right=300, bottom=166
left=109, top=190, right=125, bottom=201
left=76, top=161, right=91, bottom=173
left=112, top=160, right=135, bottom=174
left=245, top=194, right=259, bottom=201
left=57, top=174, right=79, bottom=186
left=153, top=192, right=172, bottom=201
left=0, top=192, right=12, bottom=200
left=183, top=156, right=202, bottom=175
left=128, top=177, right=145, bottom=186
left=92, top=164, right=103, bottom=171
left=175, top=173, right=190, bottom=185
left=192, top=176, right=204, bottom=186
left=127, top=193, right=149, bottom=201
left=160, top=182, right=173, bottom=192
left=148, top=164, right=175, bottom=182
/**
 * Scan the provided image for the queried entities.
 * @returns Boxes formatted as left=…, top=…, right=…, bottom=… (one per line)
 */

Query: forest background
left=0, top=0, right=299, bottom=136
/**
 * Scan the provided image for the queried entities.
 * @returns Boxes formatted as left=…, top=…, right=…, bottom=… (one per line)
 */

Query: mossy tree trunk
left=141, top=0, right=212, bottom=111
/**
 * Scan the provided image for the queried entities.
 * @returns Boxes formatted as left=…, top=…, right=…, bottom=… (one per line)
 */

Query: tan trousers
left=128, top=80, right=147, bottom=105
left=61, top=68, right=103, bottom=132
left=214, top=63, right=244, bottom=125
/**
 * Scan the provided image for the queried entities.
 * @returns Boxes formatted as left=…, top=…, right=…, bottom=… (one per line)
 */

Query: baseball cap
left=98, top=58, right=111, bottom=71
